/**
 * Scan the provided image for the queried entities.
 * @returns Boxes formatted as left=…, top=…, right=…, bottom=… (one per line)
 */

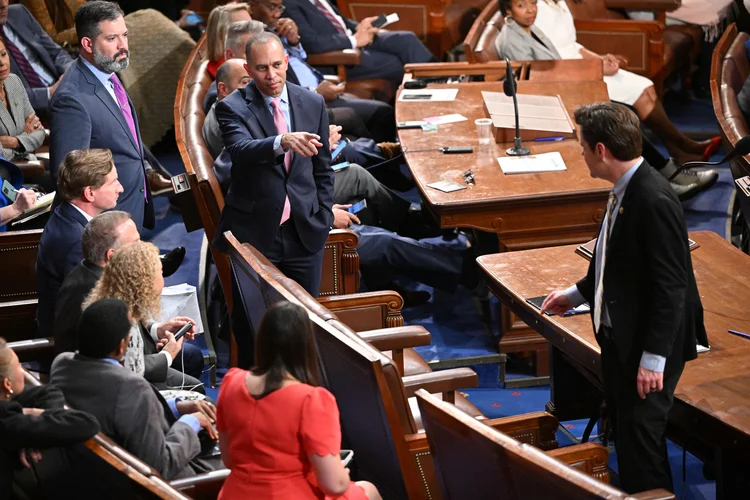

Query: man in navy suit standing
left=48, top=1, right=154, bottom=230
left=0, top=0, right=73, bottom=115
left=214, top=31, right=333, bottom=367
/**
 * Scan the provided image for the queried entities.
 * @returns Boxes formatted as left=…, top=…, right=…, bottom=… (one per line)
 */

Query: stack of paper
left=497, top=152, right=567, bottom=174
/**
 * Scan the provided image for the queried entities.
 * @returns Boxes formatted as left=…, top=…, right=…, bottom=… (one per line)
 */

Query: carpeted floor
left=147, top=90, right=729, bottom=499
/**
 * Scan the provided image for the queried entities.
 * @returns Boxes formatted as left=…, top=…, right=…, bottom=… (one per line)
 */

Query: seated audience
left=0, top=338, right=100, bottom=500
left=51, top=298, right=222, bottom=480
left=216, top=301, right=381, bottom=500
left=495, top=0, right=719, bottom=171
left=0, top=157, right=35, bottom=230
left=247, top=1, right=397, bottom=142
left=0, top=0, right=73, bottom=115
left=36, top=149, right=123, bottom=340
left=283, top=0, right=436, bottom=87
left=205, top=2, right=251, bottom=78
left=203, top=58, right=251, bottom=159
left=82, top=240, right=205, bottom=392
left=0, top=37, right=45, bottom=162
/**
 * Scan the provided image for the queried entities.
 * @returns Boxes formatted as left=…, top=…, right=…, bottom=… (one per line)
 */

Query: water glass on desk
left=475, top=118, right=493, bottom=146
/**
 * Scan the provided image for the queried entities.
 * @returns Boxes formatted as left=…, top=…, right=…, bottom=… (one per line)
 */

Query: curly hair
left=83, top=241, right=161, bottom=322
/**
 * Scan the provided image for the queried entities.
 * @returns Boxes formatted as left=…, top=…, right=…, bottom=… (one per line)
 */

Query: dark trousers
left=599, top=332, right=683, bottom=494
left=346, top=31, right=437, bottom=84
left=230, top=221, right=325, bottom=369
left=329, top=95, right=396, bottom=142
left=334, top=163, right=410, bottom=231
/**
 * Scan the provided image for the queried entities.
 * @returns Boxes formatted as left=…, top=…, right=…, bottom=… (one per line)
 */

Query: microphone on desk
left=669, top=136, right=750, bottom=181
left=503, top=57, right=530, bottom=157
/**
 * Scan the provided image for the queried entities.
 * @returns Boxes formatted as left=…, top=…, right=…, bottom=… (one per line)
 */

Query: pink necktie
left=109, top=74, right=147, bottom=201
left=270, top=97, right=292, bottom=225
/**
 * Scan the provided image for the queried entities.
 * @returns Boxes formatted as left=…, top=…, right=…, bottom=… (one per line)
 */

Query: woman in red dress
left=216, top=301, right=381, bottom=500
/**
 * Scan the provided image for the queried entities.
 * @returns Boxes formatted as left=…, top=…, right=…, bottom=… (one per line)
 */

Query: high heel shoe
left=702, top=137, right=722, bottom=161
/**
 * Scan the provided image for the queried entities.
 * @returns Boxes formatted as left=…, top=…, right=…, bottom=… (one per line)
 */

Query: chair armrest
left=170, top=469, right=231, bottom=499
left=483, top=411, right=559, bottom=450
left=402, top=368, right=478, bottom=403
left=318, top=290, right=404, bottom=329
left=14, top=160, right=46, bottom=178
left=574, top=19, right=664, bottom=35
left=307, top=49, right=361, bottom=66
left=605, top=0, right=679, bottom=11
left=546, top=442, right=610, bottom=484
left=8, top=338, right=54, bottom=356
left=323, top=75, right=341, bottom=84
left=631, top=490, right=676, bottom=499
left=358, top=325, right=431, bottom=351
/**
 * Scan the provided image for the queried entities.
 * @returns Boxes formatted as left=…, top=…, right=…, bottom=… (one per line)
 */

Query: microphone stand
left=504, top=58, right=529, bottom=156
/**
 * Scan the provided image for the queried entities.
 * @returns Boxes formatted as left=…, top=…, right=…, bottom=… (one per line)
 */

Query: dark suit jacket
left=284, top=0, right=359, bottom=54
left=49, top=58, right=154, bottom=230
left=575, top=162, right=708, bottom=367
left=214, top=81, right=334, bottom=254
left=50, top=353, right=201, bottom=480
left=36, top=202, right=88, bottom=340
left=3, top=5, right=74, bottom=114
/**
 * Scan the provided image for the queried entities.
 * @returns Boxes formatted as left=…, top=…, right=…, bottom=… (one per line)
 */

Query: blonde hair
left=206, top=3, right=250, bottom=62
left=83, top=241, right=161, bottom=322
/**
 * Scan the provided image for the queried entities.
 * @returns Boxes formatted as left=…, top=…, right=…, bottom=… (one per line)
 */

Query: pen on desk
left=728, top=329, right=750, bottom=340
left=535, top=136, right=566, bottom=142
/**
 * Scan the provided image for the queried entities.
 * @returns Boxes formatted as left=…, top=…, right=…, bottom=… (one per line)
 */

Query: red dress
left=216, top=368, right=368, bottom=499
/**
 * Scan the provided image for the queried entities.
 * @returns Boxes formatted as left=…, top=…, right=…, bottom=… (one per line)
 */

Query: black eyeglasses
left=463, top=169, right=475, bottom=184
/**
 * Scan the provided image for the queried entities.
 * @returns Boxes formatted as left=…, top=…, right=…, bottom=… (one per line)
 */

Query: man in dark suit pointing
left=542, top=102, right=707, bottom=494
left=49, top=1, right=154, bottom=230
left=214, top=31, right=333, bottom=367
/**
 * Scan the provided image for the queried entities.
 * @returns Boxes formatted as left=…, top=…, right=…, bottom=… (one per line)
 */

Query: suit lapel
left=77, top=60, right=141, bottom=156
left=60, top=201, right=90, bottom=228
left=245, top=83, right=277, bottom=139
left=287, top=84, right=304, bottom=176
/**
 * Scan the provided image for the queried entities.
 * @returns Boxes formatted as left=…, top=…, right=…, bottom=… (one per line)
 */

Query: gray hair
left=225, top=20, right=266, bottom=56
left=82, top=211, right=132, bottom=264
left=244, top=31, right=283, bottom=62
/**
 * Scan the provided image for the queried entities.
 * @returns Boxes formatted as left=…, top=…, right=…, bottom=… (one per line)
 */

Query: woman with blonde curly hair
left=83, top=241, right=201, bottom=391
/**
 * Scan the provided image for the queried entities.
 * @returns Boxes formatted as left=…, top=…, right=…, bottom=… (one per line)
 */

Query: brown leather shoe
left=147, top=169, right=173, bottom=194
left=377, top=141, right=402, bottom=159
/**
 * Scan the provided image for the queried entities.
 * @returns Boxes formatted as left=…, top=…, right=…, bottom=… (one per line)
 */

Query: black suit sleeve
left=0, top=401, right=99, bottom=452
left=639, top=192, right=689, bottom=357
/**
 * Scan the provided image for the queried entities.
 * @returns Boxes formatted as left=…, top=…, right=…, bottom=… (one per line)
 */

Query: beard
left=93, top=46, right=130, bottom=73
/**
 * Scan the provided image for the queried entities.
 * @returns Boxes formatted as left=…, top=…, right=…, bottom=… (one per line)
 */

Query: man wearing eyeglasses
left=247, top=0, right=396, bottom=143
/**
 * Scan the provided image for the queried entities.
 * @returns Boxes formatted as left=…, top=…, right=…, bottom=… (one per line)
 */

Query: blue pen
left=535, top=136, right=566, bottom=142
left=728, top=329, right=750, bottom=340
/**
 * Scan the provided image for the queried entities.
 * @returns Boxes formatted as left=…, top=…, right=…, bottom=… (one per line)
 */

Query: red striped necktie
left=314, top=0, right=346, bottom=34
left=0, top=25, right=45, bottom=88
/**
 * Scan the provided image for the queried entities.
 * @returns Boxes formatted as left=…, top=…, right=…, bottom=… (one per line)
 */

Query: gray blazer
left=494, top=18, right=561, bottom=61
left=50, top=353, right=201, bottom=480
left=0, top=74, right=45, bottom=160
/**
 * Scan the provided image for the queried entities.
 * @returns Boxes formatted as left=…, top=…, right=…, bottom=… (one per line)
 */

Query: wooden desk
left=396, top=80, right=611, bottom=373
left=477, top=231, right=750, bottom=498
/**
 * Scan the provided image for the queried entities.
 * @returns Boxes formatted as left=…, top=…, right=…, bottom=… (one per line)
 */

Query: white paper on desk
left=497, top=152, right=567, bottom=174
left=423, top=113, right=468, bottom=125
left=159, top=284, right=205, bottom=334
left=398, top=88, right=458, bottom=102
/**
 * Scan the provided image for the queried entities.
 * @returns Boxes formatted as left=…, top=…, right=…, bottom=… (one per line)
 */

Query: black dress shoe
left=388, top=283, right=431, bottom=307
left=160, top=246, right=186, bottom=277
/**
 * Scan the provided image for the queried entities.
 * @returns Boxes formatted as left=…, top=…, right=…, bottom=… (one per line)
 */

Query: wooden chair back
left=416, top=390, right=674, bottom=500
left=463, top=1, right=504, bottom=63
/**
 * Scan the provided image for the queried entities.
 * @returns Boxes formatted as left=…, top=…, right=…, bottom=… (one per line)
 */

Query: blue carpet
left=149, top=91, right=727, bottom=497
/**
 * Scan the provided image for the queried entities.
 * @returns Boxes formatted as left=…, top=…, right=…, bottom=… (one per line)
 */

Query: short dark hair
left=78, top=298, right=132, bottom=358
left=573, top=102, right=642, bottom=161
left=75, top=1, right=124, bottom=42
left=244, top=31, right=282, bottom=62
left=252, top=301, right=319, bottom=396
left=499, top=0, right=511, bottom=16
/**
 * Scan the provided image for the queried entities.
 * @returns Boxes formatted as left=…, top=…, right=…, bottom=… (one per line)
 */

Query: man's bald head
left=216, top=58, right=251, bottom=100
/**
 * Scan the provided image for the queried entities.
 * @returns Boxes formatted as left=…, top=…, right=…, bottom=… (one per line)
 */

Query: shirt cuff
left=167, top=398, right=181, bottom=419
left=273, top=134, right=285, bottom=157
left=348, top=35, right=357, bottom=49
left=161, top=350, right=173, bottom=367
left=564, top=284, right=586, bottom=308
left=640, top=352, right=666, bottom=373
left=177, top=414, right=202, bottom=434
left=150, top=323, right=161, bottom=343
left=47, top=87, right=51, bottom=100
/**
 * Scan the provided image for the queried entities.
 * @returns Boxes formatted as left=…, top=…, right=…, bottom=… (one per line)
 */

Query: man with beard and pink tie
left=49, top=1, right=154, bottom=231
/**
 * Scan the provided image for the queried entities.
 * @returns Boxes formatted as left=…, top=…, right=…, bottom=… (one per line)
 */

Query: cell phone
left=157, top=322, right=193, bottom=351
left=340, top=450, right=354, bottom=467
left=403, top=94, right=431, bottom=100
left=337, top=81, right=346, bottom=87
left=404, top=79, right=427, bottom=90
left=332, top=161, right=350, bottom=171
left=397, top=121, right=426, bottom=129
left=2, top=179, right=17, bottom=202
left=347, top=199, right=367, bottom=214
left=440, top=146, right=474, bottom=154
left=371, top=14, right=388, bottom=29
left=185, top=13, right=203, bottom=25
left=330, top=140, right=348, bottom=161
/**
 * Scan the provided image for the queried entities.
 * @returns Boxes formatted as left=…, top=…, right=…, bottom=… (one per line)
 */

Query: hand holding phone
left=157, top=322, right=193, bottom=351
left=347, top=199, right=367, bottom=214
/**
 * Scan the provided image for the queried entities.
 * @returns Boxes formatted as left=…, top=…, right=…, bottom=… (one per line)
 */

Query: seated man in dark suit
left=51, top=298, right=223, bottom=480
left=0, top=0, right=74, bottom=115
left=282, top=0, right=436, bottom=86
left=246, top=5, right=397, bottom=142
left=54, top=211, right=206, bottom=391
left=36, top=149, right=123, bottom=340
